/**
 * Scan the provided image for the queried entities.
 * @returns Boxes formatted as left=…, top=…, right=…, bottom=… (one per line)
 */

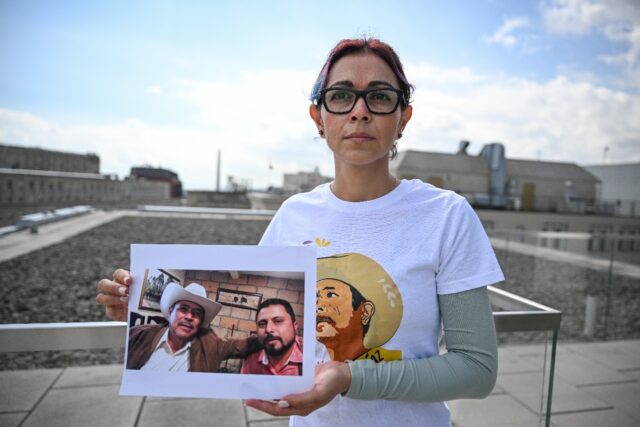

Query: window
left=588, top=224, right=613, bottom=252
left=618, top=226, right=639, bottom=253
left=541, top=222, right=569, bottom=250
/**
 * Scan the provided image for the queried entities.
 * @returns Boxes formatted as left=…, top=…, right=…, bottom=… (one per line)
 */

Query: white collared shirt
left=140, top=329, right=191, bottom=372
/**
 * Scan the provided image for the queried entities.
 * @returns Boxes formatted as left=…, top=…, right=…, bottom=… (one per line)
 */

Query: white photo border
left=120, top=244, right=317, bottom=400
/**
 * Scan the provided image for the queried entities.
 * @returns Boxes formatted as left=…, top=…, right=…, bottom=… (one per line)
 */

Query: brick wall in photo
left=184, top=270, right=305, bottom=373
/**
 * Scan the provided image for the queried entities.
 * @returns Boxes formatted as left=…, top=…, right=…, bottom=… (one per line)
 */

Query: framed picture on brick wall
left=122, top=244, right=317, bottom=401
left=216, top=288, right=262, bottom=310
left=138, top=268, right=180, bottom=312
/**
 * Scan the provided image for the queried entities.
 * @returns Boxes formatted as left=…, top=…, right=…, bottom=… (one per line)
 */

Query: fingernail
left=120, top=296, right=129, bottom=303
left=118, top=286, right=127, bottom=295
left=277, top=400, right=290, bottom=408
left=124, top=275, right=131, bottom=285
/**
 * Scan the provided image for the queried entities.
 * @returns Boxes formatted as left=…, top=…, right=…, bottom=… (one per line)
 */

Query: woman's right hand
left=96, top=269, right=131, bottom=321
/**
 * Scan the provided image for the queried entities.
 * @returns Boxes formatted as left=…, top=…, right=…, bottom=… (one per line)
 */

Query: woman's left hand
left=245, top=361, right=351, bottom=416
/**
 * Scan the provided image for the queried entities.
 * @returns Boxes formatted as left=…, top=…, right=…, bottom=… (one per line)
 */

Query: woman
left=97, top=38, right=504, bottom=427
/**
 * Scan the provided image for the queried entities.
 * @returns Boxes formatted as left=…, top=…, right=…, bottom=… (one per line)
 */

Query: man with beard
left=241, top=298, right=303, bottom=376
left=127, top=282, right=259, bottom=372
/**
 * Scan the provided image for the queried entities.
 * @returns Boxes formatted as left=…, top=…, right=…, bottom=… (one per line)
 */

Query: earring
left=397, top=132, right=403, bottom=139
left=318, top=129, right=324, bottom=137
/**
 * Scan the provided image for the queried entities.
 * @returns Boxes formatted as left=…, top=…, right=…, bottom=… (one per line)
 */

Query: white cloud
left=2, top=63, right=639, bottom=190
left=485, top=17, right=530, bottom=48
left=145, top=86, right=162, bottom=95
left=406, top=63, right=486, bottom=85
left=542, top=0, right=609, bottom=34
left=0, top=68, right=334, bottom=190
left=542, top=0, right=640, bottom=86
left=400, top=62, right=640, bottom=165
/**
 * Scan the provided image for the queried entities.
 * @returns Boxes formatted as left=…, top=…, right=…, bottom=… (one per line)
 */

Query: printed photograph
left=120, top=244, right=316, bottom=400
left=127, top=268, right=305, bottom=376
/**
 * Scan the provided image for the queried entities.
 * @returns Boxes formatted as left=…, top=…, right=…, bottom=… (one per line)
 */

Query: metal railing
left=0, top=286, right=561, bottom=426
left=489, top=286, right=561, bottom=427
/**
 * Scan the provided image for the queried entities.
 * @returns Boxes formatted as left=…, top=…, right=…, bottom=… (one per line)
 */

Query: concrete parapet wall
left=186, top=191, right=250, bottom=208
left=0, top=143, right=99, bottom=173
left=0, top=170, right=171, bottom=226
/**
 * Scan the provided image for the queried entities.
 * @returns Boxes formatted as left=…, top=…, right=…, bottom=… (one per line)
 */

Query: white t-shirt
left=260, top=179, right=504, bottom=427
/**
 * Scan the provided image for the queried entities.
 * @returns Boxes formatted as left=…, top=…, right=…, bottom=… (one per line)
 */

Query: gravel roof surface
left=0, top=216, right=269, bottom=370
left=1, top=215, right=638, bottom=370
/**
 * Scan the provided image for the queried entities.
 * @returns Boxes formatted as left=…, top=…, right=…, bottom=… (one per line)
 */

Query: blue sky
left=1, top=0, right=639, bottom=190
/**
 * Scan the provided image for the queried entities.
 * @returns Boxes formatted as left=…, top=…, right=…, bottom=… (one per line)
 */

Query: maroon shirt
left=241, top=336, right=303, bottom=376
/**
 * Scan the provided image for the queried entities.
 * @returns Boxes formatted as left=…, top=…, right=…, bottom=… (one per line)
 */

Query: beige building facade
left=390, top=146, right=599, bottom=213
left=0, top=143, right=100, bottom=173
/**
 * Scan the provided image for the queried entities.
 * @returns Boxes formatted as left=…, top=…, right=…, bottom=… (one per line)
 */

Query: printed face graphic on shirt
left=316, top=253, right=403, bottom=362
left=316, top=279, right=374, bottom=341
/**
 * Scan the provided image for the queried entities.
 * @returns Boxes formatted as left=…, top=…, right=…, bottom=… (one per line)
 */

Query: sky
left=1, top=0, right=639, bottom=190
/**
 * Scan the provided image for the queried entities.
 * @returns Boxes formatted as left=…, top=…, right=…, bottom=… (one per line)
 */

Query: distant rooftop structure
left=507, top=158, right=598, bottom=183
left=283, top=167, right=332, bottom=192
left=0, top=144, right=174, bottom=226
left=129, top=166, right=183, bottom=198
left=584, top=162, right=640, bottom=217
left=0, top=142, right=99, bottom=174
left=390, top=141, right=600, bottom=214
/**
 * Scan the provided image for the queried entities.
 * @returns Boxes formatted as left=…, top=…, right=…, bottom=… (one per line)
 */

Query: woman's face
left=310, top=52, right=412, bottom=168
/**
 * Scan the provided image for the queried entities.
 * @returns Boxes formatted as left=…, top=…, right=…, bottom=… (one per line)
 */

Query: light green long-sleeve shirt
left=346, top=286, right=497, bottom=401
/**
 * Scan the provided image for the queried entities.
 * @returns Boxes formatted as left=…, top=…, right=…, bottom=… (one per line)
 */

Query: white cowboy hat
left=160, top=282, right=222, bottom=328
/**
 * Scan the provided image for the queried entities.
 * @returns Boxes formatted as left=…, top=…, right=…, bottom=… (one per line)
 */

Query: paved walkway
left=1, top=339, right=638, bottom=427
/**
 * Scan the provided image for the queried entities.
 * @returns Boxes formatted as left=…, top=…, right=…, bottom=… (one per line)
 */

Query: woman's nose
left=350, top=96, right=370, bottom=121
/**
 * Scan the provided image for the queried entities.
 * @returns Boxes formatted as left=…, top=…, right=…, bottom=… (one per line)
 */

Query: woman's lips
left=345, top=132, right=374, bottom=142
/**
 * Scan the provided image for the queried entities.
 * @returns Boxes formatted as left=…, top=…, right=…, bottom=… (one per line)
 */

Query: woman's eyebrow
left=326, top=80, right=395, bottom=89
left=367, top=80, right=395, bottom=88
left=327, top=80, right=354, bottom=88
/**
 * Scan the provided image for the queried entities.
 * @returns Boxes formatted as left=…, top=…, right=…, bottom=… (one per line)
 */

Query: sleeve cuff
left=344, top=359, right=380, bottom=400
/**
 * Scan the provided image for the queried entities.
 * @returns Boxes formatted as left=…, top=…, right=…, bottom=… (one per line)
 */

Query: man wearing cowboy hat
left=127, top=282, right=259, bottom=372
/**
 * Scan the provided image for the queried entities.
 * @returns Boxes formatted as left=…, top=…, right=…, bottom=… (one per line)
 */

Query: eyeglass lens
left=324, top=88, right=400, bottom=114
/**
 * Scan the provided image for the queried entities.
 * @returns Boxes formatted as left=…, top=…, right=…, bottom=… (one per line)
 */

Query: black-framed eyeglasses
left=319, top=87, right=405, bottom=115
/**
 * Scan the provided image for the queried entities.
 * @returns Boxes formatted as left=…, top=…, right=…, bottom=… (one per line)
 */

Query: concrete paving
left=0, top=340, right=637, bottom=427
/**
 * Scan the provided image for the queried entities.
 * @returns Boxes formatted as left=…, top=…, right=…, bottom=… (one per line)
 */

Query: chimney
left=457, top=140, right=470, bottom=155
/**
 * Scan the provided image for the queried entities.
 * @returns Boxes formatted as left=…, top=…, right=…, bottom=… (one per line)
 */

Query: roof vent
left=457, top=140, right=470, bottom=155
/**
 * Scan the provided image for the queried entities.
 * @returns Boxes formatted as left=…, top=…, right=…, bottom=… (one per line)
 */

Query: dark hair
left=322, top=278, right=372, bottom=336
left=257, top=298, right=296, bottom=322
left=310, top=37, right=414, bottom=109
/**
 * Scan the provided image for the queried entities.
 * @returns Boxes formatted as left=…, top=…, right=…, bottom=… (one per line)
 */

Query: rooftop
left=2, top=339, right=638, bottom=427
